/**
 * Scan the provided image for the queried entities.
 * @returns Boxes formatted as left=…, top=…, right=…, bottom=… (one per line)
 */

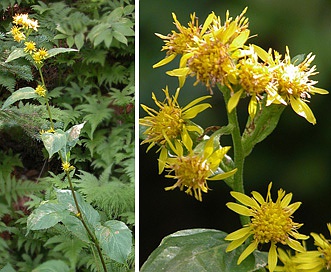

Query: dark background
left=139, top=0, right=331, bottom=267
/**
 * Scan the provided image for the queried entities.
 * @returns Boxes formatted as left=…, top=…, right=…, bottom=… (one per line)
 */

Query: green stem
left=65, top=170, right=108, bottom=272
left=38, top=68, right=54, bottom=129
left=220, top=85, right=250, bottom=226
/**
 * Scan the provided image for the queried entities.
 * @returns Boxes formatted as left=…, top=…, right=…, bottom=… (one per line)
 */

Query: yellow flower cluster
left=154, top=8, right=328, bottom=124
left=140, top=86, right=237, bottom=200
left=10, top=13, right=48, bottom=66
left=10, top=13, right=39, bottom=42
left=154, top=8, right=249, bottom=92
left=35, top=85, right=47, bottom=97
left=62, top=161, right=75, bottom=172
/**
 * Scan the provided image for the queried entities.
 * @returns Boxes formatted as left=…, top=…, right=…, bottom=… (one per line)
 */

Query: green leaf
left=40, top=129, right=67, bottom=159
left=140, top=229, right=267, bottom=272
left=27, top=202, right=68, bottom=232
left=61, top=214, right=90, bottom=243
left=95, top=220, right=132, bottom=264
left=74, top=32, right=85, bottom=50
left=0, top=263, right=16, bottom=272
left=46, top=48, right=78, bottom=59
left=1, top=87, right=38, bottom=109
left=56, top=189, right=100, bottom=229
left=32, top=260, right=70, bottom=272
left=242, top=97, right=286, bottom=157
left=5, top=48, right=27, bottom=63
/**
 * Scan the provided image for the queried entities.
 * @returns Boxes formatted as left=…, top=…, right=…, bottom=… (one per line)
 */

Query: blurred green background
left=139, top=0, right=331, bottom=266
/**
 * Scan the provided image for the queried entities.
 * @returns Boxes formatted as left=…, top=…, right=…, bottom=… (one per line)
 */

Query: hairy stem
left=38, top=67, right=54, bottom=129
left=219, top=85, right=250, bottom=226
left=65, top=170, right=108, bottom=272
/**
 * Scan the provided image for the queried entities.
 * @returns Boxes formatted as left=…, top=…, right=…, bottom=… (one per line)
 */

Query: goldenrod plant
left=140, top=7, right=329, bottom=272
left=0, top=1, right=134, bottom=271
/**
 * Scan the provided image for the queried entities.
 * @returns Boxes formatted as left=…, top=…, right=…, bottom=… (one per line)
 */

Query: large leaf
left=40, top=130, right=67, bottom=159
left=61, top=214, right=90, bottom=243
left=1, top=87, right=38, bottom=109
left=5, top=48, right=27, bottom=63
left=140, top=229, right=267, bottom=272
left=95, top=220, right=132, bottom=264
left=0, top=264, right=16, bottom=272
left=46, top=48, right=78, bottom=58
left=56, top=189, right=100, bottom=229
left=32, top=260, right=70, bottom=272
left=27, top=202, right=68, bottom=232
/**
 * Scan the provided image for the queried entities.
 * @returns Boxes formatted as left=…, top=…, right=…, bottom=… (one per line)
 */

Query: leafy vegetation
left=0, top=0, right=135, bottom=271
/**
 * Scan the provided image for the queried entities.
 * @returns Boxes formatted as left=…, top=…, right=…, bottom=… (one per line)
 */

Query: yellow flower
left=154, top=8, right=250, bottom=90
left=227, top=46, right=277, bottom=118
left=294, top=224, right=331, bottom=271
left=24, top=41, right=36, bottom=53
left=13, top=13, right=39, bottom=30
left=225, top=182, right=308, bottom=272
left=62, top=161, right=75, bottom=172
left=274, top=248, right=299, bottom=272
left=35, top=85, right=46, bottom=97
left=140, top=86, right=211, bottom=152
left=254, top=45, right=328, bottom=124
left=153, top=12, right=201, bottom=68
left=11, top=26, right=26, bottom=42
left=162, top=134, right=237, bottom=201
left=32, top=48, right=49, bottom=64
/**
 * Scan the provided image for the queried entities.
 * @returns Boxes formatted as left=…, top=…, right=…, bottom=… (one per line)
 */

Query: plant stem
left=65, top=170, right=108, bottom=272
left=219, top=85, right=250, bottom=226
left=38, top=67, right=54, bottom=129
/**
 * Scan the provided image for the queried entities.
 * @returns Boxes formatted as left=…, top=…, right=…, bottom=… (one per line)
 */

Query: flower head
left=62, top=161, right=75, bottom=172
left=140, top=86, right=211, bottom=152
left=24, top=41, right=36, bottom=53
left=35, top=85, right=46, bottom=97
left=154, top=8, right=250, bottom=90
left=162, top=135, right=237, bottom=201
left=13, top=13, right=39, bottom=31
left=10, top=26, right=26, bottom=42
left=32, top=48, right=49, bottom=64
left=225, top=182, right=308, bottom=272
left=294, top=224, right=331, bottom=271
left=254, top=45, right=328, bottom=124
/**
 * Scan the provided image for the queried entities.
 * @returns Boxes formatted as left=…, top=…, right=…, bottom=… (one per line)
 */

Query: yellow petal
left=182, top=95, right=211, bottom=112
left=268, top=243, right=278, bottom=272
left=221, top=21, right=236, bottom=44
left=251, top=191, right=265, bottom=205
left=226, top=234, right=249, bottom=251
left=227, top=89, right=244, bottom=113
left=286, top=201, right=301, bottom=215
left=201, top=12, right=214, bottom=35
left=290, top=96, right=316, bottom=125
left=287, top=237, right=305, bottom=253
left=230, top=191, right=260, bottom=210
left=179, top=52, right=194, bottom=68
left=229, top=29, right=250, bottom=51
left=158, top=146, right=168, bottom=174
left=181, top=128, right=193, bottom=152
left=225, top=226, right=251, bottom=241
left=280, top=192, right=292, bottom=208
left=182, top=104, right=211, bottom=119
left=310, top=87, right=329, bottom=95
left=153, top=54, right=177, bottom=68
left=226, top=202, right=253, bottom=216
left=253, top=44, right=274, bottom=64
left=208, top=168, right=237, bottom=181
left=166, top=67, right=190, bottom=77
left=248, top=95, right=257, bottom=118
left=237, top=240, right=259, bottom=264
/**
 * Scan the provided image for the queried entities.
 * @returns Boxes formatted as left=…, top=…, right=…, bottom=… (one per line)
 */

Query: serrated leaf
left=46, top=48, right=78, bottom=59
left=40, top=130, right=67, bottom=159
left=56, top=189, right=100, bottom=229
left=27, top=202, right=68, bottom=232
left=1, top=87, right=38, bottom=109
left=5, top=48, right=27, bottom=63
left=140, top=229, right=267, bottom=272
left=95, top=220, right=132, bottom=263
left=32, top=260, right=70, bottom=272
left=61, top=214, right=90, bottom=243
